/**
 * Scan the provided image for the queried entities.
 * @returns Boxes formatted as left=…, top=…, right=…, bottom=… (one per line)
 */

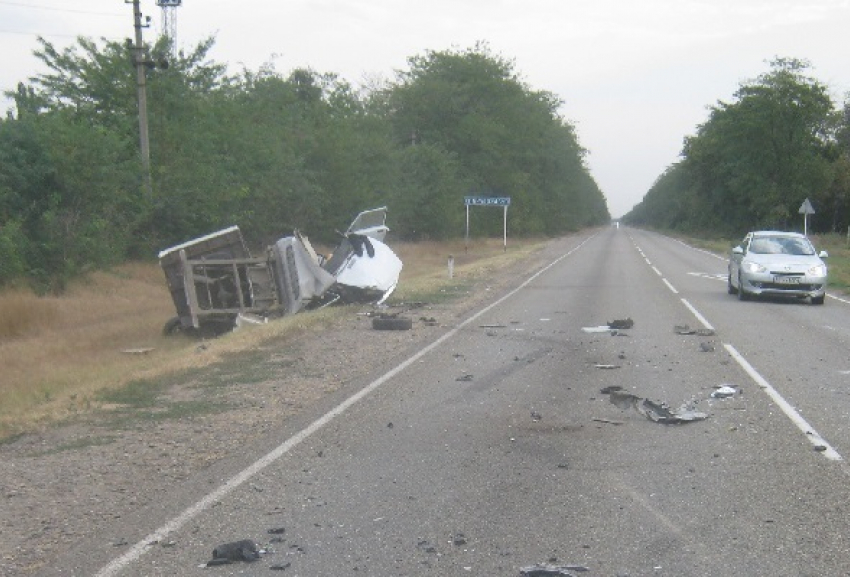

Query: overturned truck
left=158, top=207, right=402, bottom=335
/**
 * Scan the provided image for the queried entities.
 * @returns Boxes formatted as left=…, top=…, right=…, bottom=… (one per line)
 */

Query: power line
left=0, top=1, right=123, bottom=17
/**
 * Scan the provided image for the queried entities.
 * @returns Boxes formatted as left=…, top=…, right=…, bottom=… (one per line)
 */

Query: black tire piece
left=811, top=295, right=825, bottom=305
left=162, top=316, right=182, bottom=336
left=372, top=316, right=413, bottom=331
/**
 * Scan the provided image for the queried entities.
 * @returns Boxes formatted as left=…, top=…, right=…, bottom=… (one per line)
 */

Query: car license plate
left=774, top=275, right=801, bottom=284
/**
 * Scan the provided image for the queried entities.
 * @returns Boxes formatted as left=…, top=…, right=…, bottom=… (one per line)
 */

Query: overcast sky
left=1, top=0, right=849, bottom=217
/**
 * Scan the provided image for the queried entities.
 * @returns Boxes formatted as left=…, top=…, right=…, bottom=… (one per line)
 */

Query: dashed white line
left=680, top=298, right=714, bottom=331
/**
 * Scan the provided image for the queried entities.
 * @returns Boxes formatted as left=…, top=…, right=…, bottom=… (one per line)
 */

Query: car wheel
left=727, top=274, right=737, bottom=295
left=811, top=295, right=825, bottom=305
left=162, top=316, right=183, bottom=336
left=737, top=274, right=749, bottom=301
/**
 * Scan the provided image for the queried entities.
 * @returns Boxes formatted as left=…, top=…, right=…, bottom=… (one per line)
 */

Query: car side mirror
left=819, top=250, right=828, bottom=258
left=732, top=246, right=744, bottom=255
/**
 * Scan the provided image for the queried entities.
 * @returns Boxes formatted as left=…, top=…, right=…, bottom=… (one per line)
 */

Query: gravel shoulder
left=0, top=238, right=562, bottom=576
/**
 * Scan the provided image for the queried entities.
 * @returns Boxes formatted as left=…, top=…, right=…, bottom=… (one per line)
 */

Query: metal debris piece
left=711, top=385, right=737, bottom=398
left=456, top=374, right=474, bottom=382
left=531, top=411, right=542, bottom=422
left=695, top=328, right=716, bottom=336
left=592, top=417, right=624, bottom=425
left=120, top=347, right=155, bottom=355
left=674, top=324, right=696, bottom=335
left=207, top=540, right=261, bottom=566
left=582, top=325, right=617, bottom=334
left=600, top=385, right=623, bottom=394
left=607, top=390, right=708, bottom=424
left=519, top=564, right=590, bottom=576
left=594, top=363, right=621, bottom=369
left=699, top=341, right=715, bottom=352
left=607, top=318, right=634, bottom=329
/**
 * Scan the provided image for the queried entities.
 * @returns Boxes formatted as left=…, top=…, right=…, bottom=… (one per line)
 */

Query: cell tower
left=156, top=0, right=181, bottom=54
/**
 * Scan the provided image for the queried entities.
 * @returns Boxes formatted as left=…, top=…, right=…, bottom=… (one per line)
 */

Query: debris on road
left=531, top=411, right=543, bottom=421
left=519, top=563, right=590, bottom=576
left=711, top=385, right=738, bottom=398
left=205, top=539, right=261, bottom=566
left=606, top=390, right=708, bottom=424
left=582, top=325, right=617, bottom=334
left=699, top=341, right=716, bottom=352
left=456, top=374, right=474, bottom=382
left=675, top=324, right=716, bottom=337
left=372, top=313, right=413, bottom=331
left=594, top=363, right=621, bottom=369
left=607, top=318, right=634, bottom=329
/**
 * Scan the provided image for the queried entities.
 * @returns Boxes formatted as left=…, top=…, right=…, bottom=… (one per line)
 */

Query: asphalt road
left=76, top=227, right=850, bottom=576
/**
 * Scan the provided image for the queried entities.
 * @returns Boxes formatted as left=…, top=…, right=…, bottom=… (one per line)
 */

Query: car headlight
left=743, top=261, right=767, bottom=274
left=808, top=264, right=827, bottom=277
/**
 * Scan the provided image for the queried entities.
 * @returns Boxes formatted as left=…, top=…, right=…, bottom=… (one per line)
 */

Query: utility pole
left=128, top=0, right=152, bottom=196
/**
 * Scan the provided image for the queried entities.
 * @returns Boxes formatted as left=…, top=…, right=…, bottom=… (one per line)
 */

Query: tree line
left=0, top=37, right=609, bottom=291
left=624, top=58, right=850, bottom=237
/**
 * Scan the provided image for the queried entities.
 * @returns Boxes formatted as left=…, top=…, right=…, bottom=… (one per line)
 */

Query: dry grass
left=0, top=237, right=544, bottom=439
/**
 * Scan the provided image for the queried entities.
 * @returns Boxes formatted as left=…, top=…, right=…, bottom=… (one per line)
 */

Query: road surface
left=65, top=227, right=850, bottom=576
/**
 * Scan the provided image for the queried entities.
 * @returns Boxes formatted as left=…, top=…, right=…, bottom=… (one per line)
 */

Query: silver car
left=727, top=231, right=828, bottom=305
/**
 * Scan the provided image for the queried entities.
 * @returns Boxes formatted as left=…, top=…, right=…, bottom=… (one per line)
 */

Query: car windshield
left=749, top=236, right=815, bottom=256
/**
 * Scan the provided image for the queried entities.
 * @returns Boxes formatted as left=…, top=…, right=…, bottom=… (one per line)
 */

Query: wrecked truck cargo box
left=158, top=226, right=278, bottom=334
left=158, top=207, right=404, bottom=335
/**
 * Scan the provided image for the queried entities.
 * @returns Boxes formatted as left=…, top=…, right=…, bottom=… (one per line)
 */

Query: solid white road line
left=94, top=234, right=598, bottom=577
left=724, top=344, right=843, bottom=462
left=680, top=298, right=714, bottom=331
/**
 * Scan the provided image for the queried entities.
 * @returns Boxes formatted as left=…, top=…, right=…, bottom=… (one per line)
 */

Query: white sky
left=1, top=0, right=848, bottom=217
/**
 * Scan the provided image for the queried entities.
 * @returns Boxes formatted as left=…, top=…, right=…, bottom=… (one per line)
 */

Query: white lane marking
left=663, top=278, right=679, bottom=294
left=93, top=235, right=598, bottom=577
left=724, top=344, right=843, bottom=462
left=829, top=293, right=850, bottom=305
left=687, top=272, right=726, bottom=281
left=680, top=298, right=714, bottom=331
left=651, top=266, right=662, bottom=276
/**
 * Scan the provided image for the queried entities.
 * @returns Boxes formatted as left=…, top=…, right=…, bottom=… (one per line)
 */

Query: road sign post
left=464, top=196, right=511, bottom=252
left=799, top=198, right=815, bottom=236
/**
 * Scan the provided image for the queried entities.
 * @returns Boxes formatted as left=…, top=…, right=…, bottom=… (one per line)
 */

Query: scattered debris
left=206, top=540, right=261, bottom=566
left=480, top=324, right=507, bottom=328
left=582, top=325, right=617, bottom=334
left=599, top=385, right=623, bottom=394
left=591, top=417, right=624, bottom=425
left=420, top=316, right=438, bottom=326
left=456, top=374, right=474, bottom=382
left=594, top=364, right=621, bottom=369
left=270, top=562, right=292, bottom=571
left=675, top=324, right=716, bottom=337
left=267, top=527, right=286, bottom=535
left=372, top=313, right=413, bottom=331
left=607, top=318, right=634, bottom=329
left=531, top=411, right=542, bottom=422
left=120, top=347, right=155, bottom=355
left=674, top=324, right=695, bottom=335
left=451, top=533, right=468, bottom=546
left=711, top=385, right=738, bottom=398
left=606, top=390, right=708, bottom=424
left=699, top=341, right=716, bottom=352
left=519, top=564, right=590, bottom=576
left=417, top=539, right=438, bottom=554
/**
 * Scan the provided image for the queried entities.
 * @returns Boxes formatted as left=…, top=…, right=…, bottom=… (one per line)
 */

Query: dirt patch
left=0, top=239, right=563, bottom=576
